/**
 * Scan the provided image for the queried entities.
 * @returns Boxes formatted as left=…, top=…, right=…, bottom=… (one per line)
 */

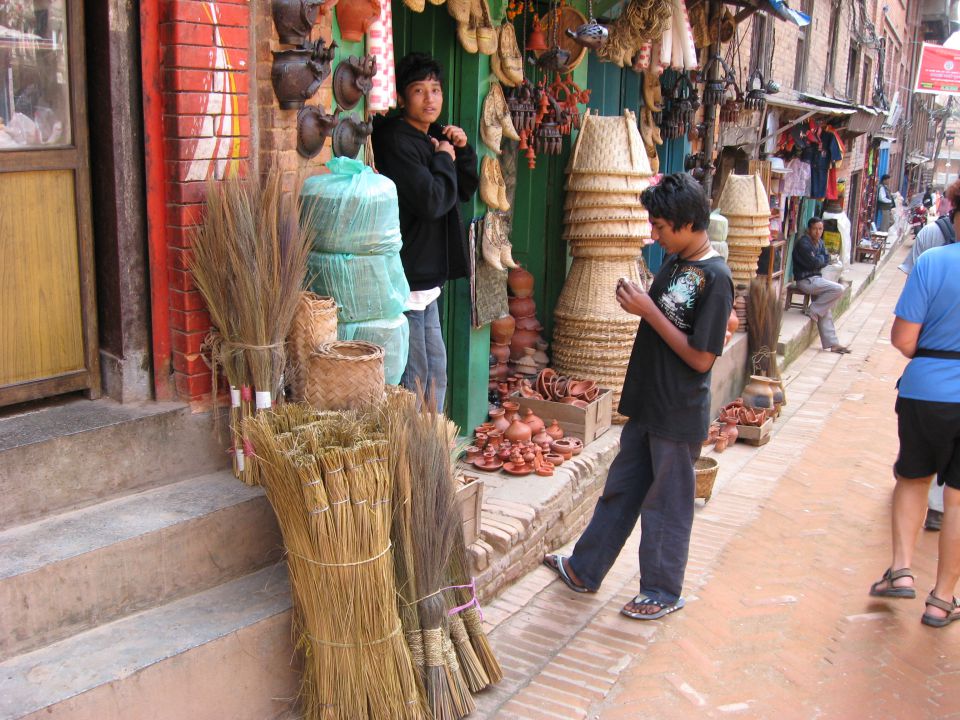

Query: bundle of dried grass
left=747, top=277, right=784, bottom=380
left=189, top=166, right=316, bottom=483
left=245, top=407, right=424, bottom=720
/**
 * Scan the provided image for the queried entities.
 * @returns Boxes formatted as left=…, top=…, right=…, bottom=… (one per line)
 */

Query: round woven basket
left=565, top=173, right=650, bottom=193
left=569, top=243, right=651, bottom=259
left=553, top=257, right=644, bottom=320
left=566, top=110, right=652, bottom=177
left=717, top=174, right=770, bottom=217
left=564, top=206, right=649, bottom=223
left=726, top=218, right=772, bottom=231
left=695, top=456, right=719, bottom=501
left=726, top=227, right=771, bottom=240
left=726, top=236, right=770, bottom=249
left=287, top=292, right=338, bottom=402
left=564, top=191, right=644, bottom=209
left=563, top=219, right=650, bottom=240
left=304, top=340, right=385, bottom=411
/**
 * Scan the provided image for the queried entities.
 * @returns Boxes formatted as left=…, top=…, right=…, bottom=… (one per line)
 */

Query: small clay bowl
left=544, top=453, right=564, bottom=466
left=465, top=446, right=482, bottom=463
left=536, top=466, right=554, bottom=477
left=563, top=437, right=584, bottom=455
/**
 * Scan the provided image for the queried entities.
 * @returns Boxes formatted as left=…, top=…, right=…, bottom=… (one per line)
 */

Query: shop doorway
left=0, top=0, right=99, bottom=407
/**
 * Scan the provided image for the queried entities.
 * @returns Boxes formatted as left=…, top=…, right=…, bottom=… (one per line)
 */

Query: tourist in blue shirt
left=869, top=231, right=960, bottom=628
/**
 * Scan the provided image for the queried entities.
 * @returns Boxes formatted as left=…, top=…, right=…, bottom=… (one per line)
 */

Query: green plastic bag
left=308, top=251, right=410, bottom=324
left=338, top=314, right=409, bottom=385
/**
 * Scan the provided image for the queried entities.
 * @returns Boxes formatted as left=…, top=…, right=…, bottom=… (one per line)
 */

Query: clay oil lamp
left=465, top=446, right=482, bottom=464
left=551, top=438, right=574, bottom=461
left=544, top=452, right=564, bottom=466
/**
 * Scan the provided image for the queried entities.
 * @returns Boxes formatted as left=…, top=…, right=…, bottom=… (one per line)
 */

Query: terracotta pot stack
left=716, top=173, right=771, bottom=287
left=490, top=266, right=548, bottom=381
left=553, top=110, right=654, bottom=422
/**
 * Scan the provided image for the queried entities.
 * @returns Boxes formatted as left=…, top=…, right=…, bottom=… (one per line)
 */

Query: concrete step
left=0, top=399, right=229, bottom=530
left=0, top=472, right=281, bottom=660
left=0, top=564, right=297, bottom=720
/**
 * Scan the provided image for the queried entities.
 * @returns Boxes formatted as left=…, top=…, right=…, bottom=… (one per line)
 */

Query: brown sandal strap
left=924, top=593, right=958, bottom=613
left=888, top=567, right=914, bottom=581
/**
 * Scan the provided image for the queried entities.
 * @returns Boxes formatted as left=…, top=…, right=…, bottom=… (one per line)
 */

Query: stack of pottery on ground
left=489, top=267, right=549, bottom=382
left=716, top=173, right=771, bottom=330
left=705, top=375, right=784, bottom=453
left=553, top=110, right=654, bottom=422
left=465, top=400, right=583, bottom=478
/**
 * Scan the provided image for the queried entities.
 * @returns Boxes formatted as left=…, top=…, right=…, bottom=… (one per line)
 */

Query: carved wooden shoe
left=457, top=14, right=479, bottom=54
left=480, top=156, right=502, bottom=209
left=475, top=0, right=498, bottom=55
left=481, top=214, right=505, bottom=270
left=497, top=23, right=525, bottom=85
left=446, top=0, right=470, bottom=24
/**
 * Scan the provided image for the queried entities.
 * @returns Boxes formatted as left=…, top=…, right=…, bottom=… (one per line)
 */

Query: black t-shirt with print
left=618, top=254, right=734, bottom=442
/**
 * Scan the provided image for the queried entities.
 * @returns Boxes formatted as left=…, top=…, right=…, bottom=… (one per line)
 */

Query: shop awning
left=793, top=92, right=887, bottom=136
left=764, top=95, right=856, bottom=116
left=907, top=152, right=932, bottom=165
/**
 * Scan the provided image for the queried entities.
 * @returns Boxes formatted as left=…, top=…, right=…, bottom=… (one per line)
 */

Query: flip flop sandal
left=869, top=567, right=916, bottom=599
left=621, top=595, right=685, bottom=621
left=921, top=593, right=960, bottom=628
left=543, top=554, right=590, bottom=594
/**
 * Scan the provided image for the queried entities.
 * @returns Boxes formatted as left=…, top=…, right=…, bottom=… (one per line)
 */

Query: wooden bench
left=855, top=244, right=882, bottom=264
left=784, top=282, right=812, bottom=312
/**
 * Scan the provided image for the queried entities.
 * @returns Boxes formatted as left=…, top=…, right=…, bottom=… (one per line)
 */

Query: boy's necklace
left=681, top=239, right=712, bottom=261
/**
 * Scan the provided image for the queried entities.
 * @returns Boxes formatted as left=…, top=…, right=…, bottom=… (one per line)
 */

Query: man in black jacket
left=372, top=52, right=479, bottom=411
left=792, top=216, right=850, bottom=353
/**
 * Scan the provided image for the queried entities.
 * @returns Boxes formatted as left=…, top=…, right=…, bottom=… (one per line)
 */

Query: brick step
left=0, top=564, right=297, bottom=720
left=0, top=399, right=229, bottom=530
left=0, top=471, right=281, bottom=660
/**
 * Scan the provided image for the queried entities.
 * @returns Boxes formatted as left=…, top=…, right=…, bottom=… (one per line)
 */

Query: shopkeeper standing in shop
left=372, top=52, right=479, bottom=411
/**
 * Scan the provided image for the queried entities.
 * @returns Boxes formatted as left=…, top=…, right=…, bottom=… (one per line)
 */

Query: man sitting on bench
left=791, top=216, right=851, bottom=354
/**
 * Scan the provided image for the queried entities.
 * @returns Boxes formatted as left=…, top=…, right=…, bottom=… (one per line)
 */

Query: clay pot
left=536, top=466, right=554, bottom=477
left=544, top=452, right=564, bottom=466
left=332, top=55, right=377, bottom=110
left=486, top=430, right=503, bottom=448
left=510, top=328, right=540, bottom=361
left=545, top=419, right=564, bottom=441
left=505, top=418, right=533, bottom=444
left=533, top=348, right=549, bottom=366
left=491, top=314, right=516, bottom=344
left=272, top=0, right=327, bottom=46
left=564, top=437, right=584, bottom=455
left=465, top=446, right=482, bottom=463
left=521, top=407, right=545, bottom=435
left=721, top=422, right=739, bottom=444
left=742, top=375, right=775, bottom=410
left=271, top=41, right=335, bottom=109
left=490, top=342, right=511, bottom=364
left=488, top=408, right=510, bottom=434
left=491, top=361, right=510, bottom=381
left=761, top=376, right=784, bottom=406
left=508, top=266, right=535, bottom=298
left=296, top=104, right=338, bottom=159
left=474, top=433, right=487, bottom=449
left=532, top=428, right=552, bottom=447
left=502, top=401, right=520, bottom=423
left=335, top=0, right=381, bottom=42
left=508, top=295, right=536, bottom=319
left=515, top=315, right=543, bottom=332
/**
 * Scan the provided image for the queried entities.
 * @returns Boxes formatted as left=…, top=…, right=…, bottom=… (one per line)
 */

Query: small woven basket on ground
left=287, top=292, right=338, bottom=401
left=304, top=340, right=385, bottom=411
left=695, top=456, right=719, bottom=502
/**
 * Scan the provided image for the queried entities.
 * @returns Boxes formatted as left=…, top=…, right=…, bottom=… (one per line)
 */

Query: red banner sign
left=914, top=43, right=960, bottom=95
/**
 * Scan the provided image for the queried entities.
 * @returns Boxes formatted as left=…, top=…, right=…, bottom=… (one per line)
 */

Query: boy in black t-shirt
left=544, top=173, right=734, bottom=620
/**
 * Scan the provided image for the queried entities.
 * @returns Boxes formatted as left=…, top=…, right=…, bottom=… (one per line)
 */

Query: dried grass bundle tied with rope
left=189, top=166, right=316, bottom=483
left=245, top=406, right=424, bottom=720
left=747, top=276, right=784, bottom=381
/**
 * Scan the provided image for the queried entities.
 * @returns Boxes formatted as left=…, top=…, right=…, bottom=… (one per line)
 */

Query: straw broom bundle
left=747, top=277, right=783, bottom=380
left=402, top=398, right=466, bottom=720
left=246, top=409, right=423, bottom=720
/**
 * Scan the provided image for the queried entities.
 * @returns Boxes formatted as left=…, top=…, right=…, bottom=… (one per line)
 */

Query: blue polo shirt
left=894, top=242, right=960, bottom=401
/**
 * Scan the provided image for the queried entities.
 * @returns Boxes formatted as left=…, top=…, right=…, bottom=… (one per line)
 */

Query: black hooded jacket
left=371, top=115, right=479, bottom=291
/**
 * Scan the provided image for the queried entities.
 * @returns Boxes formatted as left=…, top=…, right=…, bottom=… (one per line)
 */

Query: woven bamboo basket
left=565, top=109, right=653, bottom=177
left=695, top=456, right=719, bottom=501
left=564, top=191, right=644, bottom=209
left=717, top=174, right=770, bottom=217
left=569, top=243, right=651, bottom=259
left=553, top=258, right=644, bottom=320
left=564, top=206, right=649, bottom=223
left=726, top=229, right=771, bottom=242
left=553, top=316, right=639, bottom=336
left=563, top=220, right=650, bottom=240
left=304, top=340, right=385, bottom=411
left=726, top=236, right=770, bottom=249
left=565, top=173, right=650, bottom=193
left=287, top=292, right=338, bottom=402
left=552, top=326, right=638, bottom=346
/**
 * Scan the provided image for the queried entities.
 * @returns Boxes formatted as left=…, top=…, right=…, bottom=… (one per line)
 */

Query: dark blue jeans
left=568, top=420, right=700, bottom=604
left=401, top=299, right=447, bottom=413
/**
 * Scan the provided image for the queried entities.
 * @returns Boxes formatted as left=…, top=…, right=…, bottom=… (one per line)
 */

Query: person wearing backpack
left=899, top=179, right=960, bottom=532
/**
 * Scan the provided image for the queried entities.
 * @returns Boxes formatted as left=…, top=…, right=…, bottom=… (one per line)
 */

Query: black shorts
left=894, top=396, right=960, bottom=489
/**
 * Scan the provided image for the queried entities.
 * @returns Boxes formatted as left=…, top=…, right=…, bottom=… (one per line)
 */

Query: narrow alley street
left=471, top=244, right=960, bottom=719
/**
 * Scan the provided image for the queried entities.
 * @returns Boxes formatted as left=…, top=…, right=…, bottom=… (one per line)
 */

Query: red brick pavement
left=472, top=248, right=960, bottom=719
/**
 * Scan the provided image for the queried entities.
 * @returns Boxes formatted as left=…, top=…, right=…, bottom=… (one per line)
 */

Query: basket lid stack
left=717, top=174, right=772, bottom=286
left=553, top=111, right=655, bottom=423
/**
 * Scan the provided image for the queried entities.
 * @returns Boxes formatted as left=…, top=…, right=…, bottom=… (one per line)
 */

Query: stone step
left=0, top=564, right=297, bottom=720
left=0, top=471, right=281, bottom=660
left=0, top=399, right=230, bottom=530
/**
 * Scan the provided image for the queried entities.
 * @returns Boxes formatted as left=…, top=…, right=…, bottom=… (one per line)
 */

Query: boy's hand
left=442, top=124, right=468, bottom=148
left=616, top=279, right=655, bottom=318
left=431, top=137, right=456, bottom=161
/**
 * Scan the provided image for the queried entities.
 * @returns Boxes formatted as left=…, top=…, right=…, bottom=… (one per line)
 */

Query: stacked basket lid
left=716, top=174, right=771, bottom=288
left=553, top=110, right=654, bottom=423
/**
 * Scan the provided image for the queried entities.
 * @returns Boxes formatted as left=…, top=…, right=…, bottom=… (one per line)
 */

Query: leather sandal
left=869, top=567, right=916, bottom=599
left=921, top=593, right=960, bottom=628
